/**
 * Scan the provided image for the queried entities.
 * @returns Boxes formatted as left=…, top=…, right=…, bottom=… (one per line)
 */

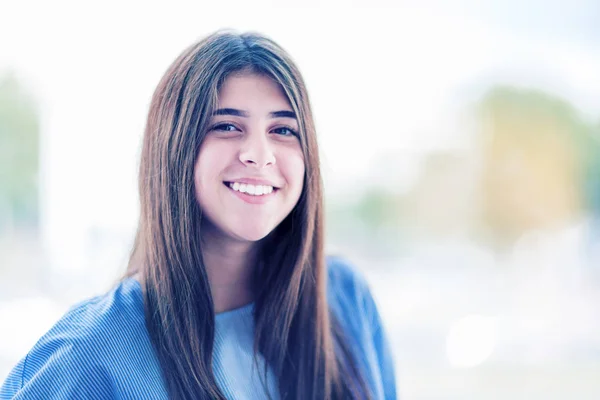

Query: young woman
left=1, top=31, right=397, bottom=400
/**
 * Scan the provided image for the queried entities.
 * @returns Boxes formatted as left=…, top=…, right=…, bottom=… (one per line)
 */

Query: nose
left=239, top=132, right=276, bottom=169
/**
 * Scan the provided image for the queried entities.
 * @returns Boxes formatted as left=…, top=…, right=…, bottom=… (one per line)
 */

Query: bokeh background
left=2, top=1, right=600, bottom=398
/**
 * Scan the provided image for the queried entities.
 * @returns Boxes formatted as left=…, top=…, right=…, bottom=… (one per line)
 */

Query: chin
left=235, top=229, right=273, bottom=242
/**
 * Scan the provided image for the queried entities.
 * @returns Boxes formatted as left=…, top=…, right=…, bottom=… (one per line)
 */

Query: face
left=194, top=72, right=305, bottom=243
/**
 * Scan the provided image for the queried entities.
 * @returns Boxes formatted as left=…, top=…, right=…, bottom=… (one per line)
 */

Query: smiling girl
left=1, top=31, right=397, bottom=400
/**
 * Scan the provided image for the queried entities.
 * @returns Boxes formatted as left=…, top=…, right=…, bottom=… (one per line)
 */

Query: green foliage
left=0, top=72, right=40, bottom=228
left=352, top=189, right=404, bottom=232
left=478, top=86, right=591, bottom=144
left=477, top=85, right=600, bottom=231
left=582, top=123, right=600, bottom=214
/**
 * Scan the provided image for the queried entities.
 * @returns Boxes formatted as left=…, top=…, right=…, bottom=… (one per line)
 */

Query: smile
left=223, top=182, right=278, bottom=204
left=227, top=181, right=275, bottom=196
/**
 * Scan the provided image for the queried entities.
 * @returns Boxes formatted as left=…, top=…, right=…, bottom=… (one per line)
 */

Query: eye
left=211, top=123, right=240, bottom=132
left=271, top=126, right=298, bottom=137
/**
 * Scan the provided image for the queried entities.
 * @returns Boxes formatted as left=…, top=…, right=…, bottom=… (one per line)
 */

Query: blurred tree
left=354, top=189, right=399, bottom=230
left=0, top=72, right=40, bottom=233
left=325, top=187, right=407, bottom=259
left=405, top=151, right=477, bottom=239
left=476, top=86, right=597, bottom=247
left=581, top=120, right=600, bottom=217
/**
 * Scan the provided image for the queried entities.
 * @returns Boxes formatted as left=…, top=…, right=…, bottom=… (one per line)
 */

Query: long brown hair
left=127, top=30, right=371, bottom=399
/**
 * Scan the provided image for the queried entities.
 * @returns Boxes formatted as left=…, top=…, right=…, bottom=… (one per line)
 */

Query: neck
left=201, top=225, right=260, bottom=313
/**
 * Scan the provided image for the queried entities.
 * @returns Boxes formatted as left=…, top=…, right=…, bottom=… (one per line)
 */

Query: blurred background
left=1, top=1, right=600, bottom=398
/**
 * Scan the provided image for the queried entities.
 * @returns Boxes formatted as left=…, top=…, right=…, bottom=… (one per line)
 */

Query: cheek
left=194, top=142, right=230, bottom=199
left=281, top=149, right=306, bottom=192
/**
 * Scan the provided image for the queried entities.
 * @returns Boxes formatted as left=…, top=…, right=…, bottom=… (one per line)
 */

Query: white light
left=446, top=314, right=497, bottom=368
left=0, top=298, right=64, bottom=360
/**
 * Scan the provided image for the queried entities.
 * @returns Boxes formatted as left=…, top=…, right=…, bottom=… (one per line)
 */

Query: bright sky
left=1, top=0, right=599, bottom=273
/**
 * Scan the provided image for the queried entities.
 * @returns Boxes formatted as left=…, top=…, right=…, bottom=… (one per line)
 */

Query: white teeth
left=228, top=182, right=275, bottom=196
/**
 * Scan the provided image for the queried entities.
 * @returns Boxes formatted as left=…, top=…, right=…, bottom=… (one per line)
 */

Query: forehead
left=217, top=72, right=292, bottom=111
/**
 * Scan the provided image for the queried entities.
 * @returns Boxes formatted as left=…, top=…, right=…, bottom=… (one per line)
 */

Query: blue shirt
left=1, top=257, right=397, bottom=399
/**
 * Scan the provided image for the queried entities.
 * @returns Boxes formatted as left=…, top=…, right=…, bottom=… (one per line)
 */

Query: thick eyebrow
left=212, top=108, right=296, bottom=120
left=212, top=108, right=249, bottom=117
left=268, top=110, right=296, bottom=119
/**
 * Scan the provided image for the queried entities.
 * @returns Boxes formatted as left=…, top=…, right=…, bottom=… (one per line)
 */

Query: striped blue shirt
left=1, top=257, right=397, bottom=399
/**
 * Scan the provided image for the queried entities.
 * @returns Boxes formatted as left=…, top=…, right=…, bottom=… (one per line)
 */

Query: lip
left=224, top=182, right=278, bottom=205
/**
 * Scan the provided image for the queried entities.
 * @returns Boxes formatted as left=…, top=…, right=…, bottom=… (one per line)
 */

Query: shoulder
left=326, top=255, right=375, bottom=321
left=326, top=255, right=365, bottom=286
left=326, top=256, right=398, bottom=400
left=1, top=278, right=155, bottom=399
left=37, top=277, right=146, bottom=351
left=325, top=255, right=384, bottom=343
